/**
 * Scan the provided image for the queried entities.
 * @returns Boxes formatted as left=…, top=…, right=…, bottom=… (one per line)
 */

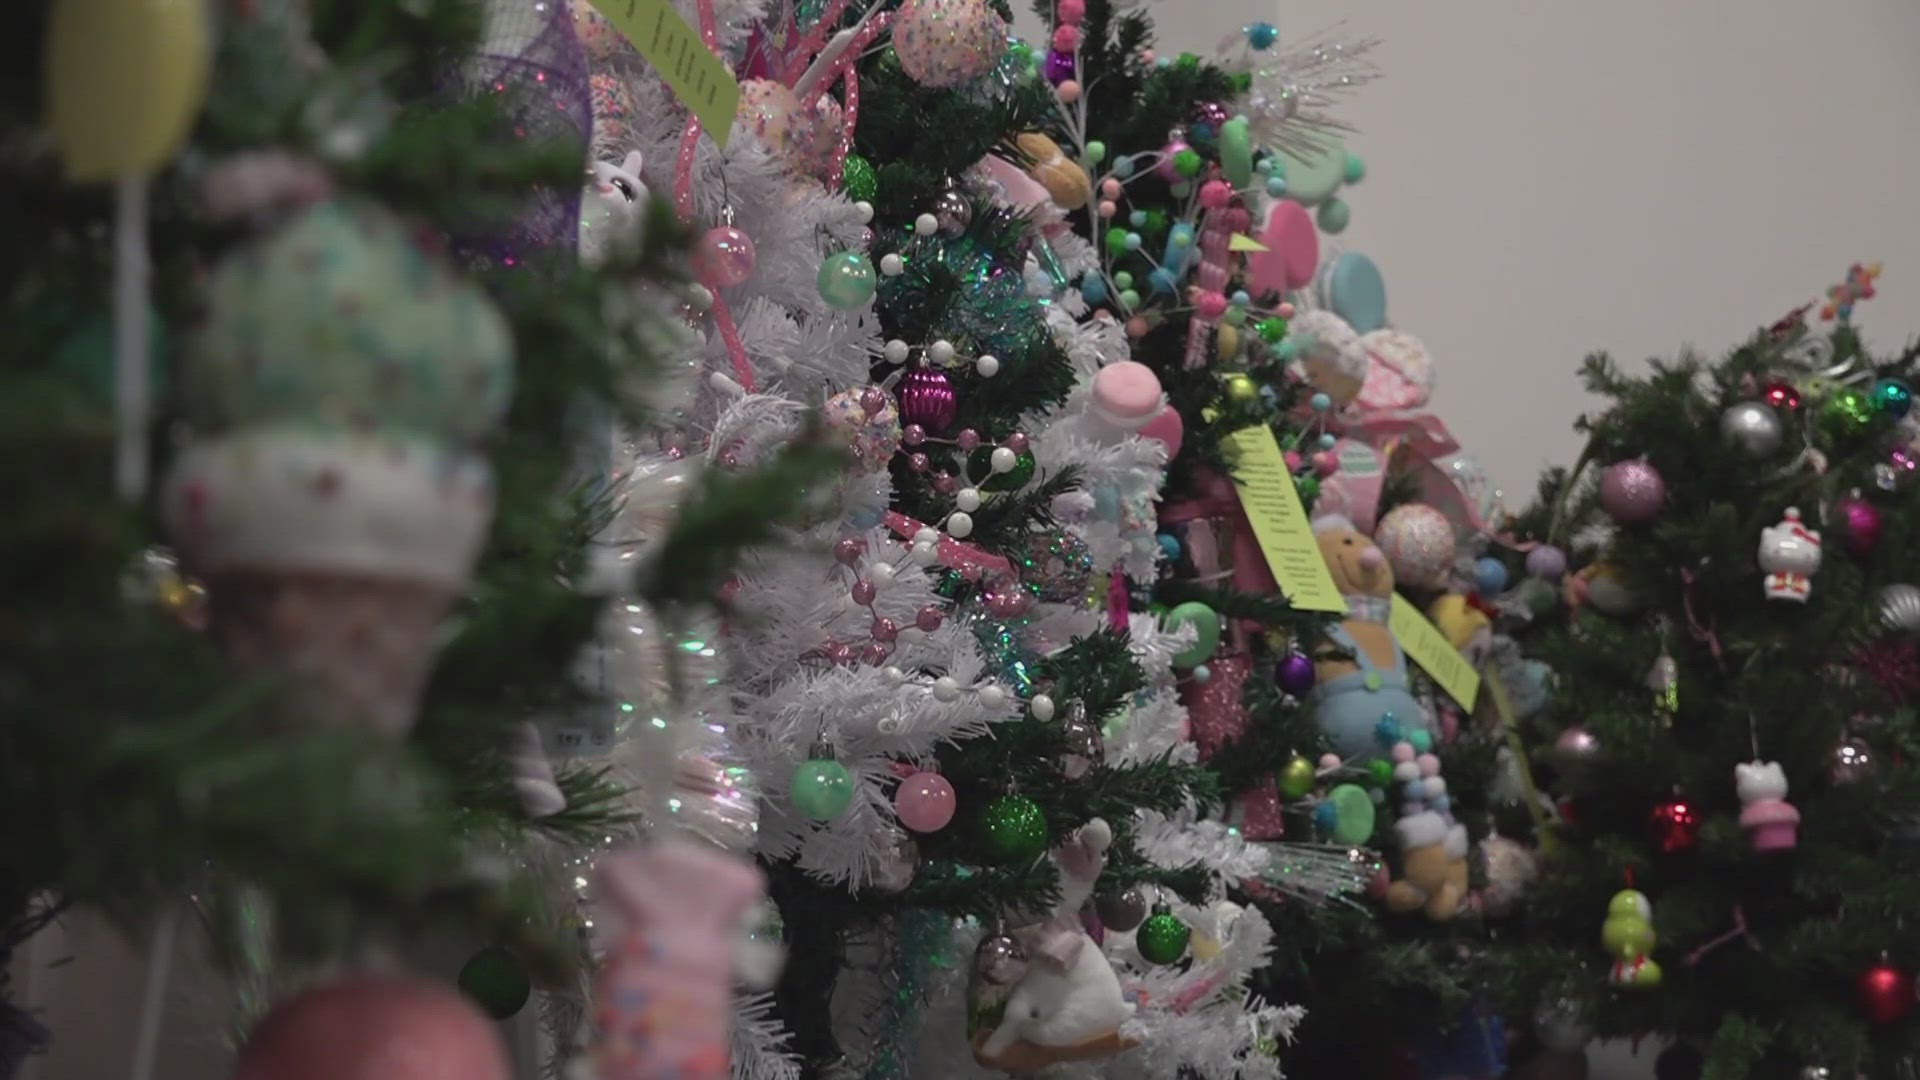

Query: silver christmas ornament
left=1094, top=887, right=1148, bottom=932
left=1880, top=584, right=1920, bottom=632
left=1720, top=401, right=1784, bottom=456
left=1058, top=699, right=1105, bottom=780
left=973, top=932, right=1028, bottom=985
left=931, top=186, right=972, bottom=235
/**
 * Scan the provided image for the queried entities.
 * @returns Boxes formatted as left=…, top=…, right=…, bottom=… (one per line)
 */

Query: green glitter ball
left=458, top=946, right=531, bottom=1019
left=842, top=155, right=877, bottom=202
left=1257, top=316, right=1289, bottom=344
left=793, top=757, right=855, bottom=819
left=1136, top=907, right=1191, bottom=964
left=1105, top=227, right=1129, bottom=251
left=1173, top=149, right=1204, bottom=178
left=1820, top=386, right=1876, bottom=438
left=978, top=794, right=1048, bottom=863
left=1368, top=759, right=1394, bottom=786
left=970, top=446, right=1037, bottom=491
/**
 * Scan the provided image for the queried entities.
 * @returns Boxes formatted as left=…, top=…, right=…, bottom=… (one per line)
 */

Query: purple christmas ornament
left=1598, top=459, right=1665, bottom=525
left=897, top=367, right=958, bottom=433
left=1525, top=545, right=1567, bottom=581
left=1043, top=48, right=1077, bottom=85
left=1276, top=652, right=1316, bottom=695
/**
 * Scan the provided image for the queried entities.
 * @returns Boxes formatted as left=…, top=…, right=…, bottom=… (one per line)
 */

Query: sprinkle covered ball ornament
left=821, top=387, right=902, bottom=472
left=1374, top=502, right=1455, bottom=589
left=162, top=201, right=511, bottom=738
left=233, top=975, right=510, bottom=1080
left=892, top=0, right=1008, bottom=88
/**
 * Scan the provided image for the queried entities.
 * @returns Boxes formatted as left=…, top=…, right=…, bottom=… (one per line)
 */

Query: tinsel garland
left=859, top=910, right=954, bottom=1080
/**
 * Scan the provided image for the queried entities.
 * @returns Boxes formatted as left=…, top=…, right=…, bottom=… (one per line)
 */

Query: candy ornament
left=1758, top=507, right=1821, bottom=602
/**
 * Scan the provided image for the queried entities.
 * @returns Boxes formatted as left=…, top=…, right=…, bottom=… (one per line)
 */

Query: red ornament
left=1762, top=379, right=1803, bottom=411
left=1648, top=796, right=1700, bottom=854
left=234, top=975, right=510, bottom=1080
left=1857, top=959, right=1915, bottom=1025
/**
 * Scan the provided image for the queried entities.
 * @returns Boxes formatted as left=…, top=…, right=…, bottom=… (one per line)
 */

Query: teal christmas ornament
left=1136, top=906, right=1191, bottom=964
left=457, top=946, right=531, bottom=1019
left=1080, top=276, right=1107, bottom=305
left=1874, top=378, right=1913, bottom=418
left=978, top=793, right=1048, bottom=863
left=1246, top=20, right=1278, bottom=49
left=818, top=251, right=878, bottom=308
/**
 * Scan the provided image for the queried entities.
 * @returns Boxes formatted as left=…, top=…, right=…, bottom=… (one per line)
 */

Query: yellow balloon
left=47, top=0, right=211, bottom=181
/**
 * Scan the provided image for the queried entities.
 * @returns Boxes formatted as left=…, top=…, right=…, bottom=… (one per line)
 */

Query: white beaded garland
left=911, top=541, right=940, bottom=566
left=928, top=339, right=956, bottom=365
left=884, top=339, right=910, bottom=363
left=989, top=447, right=1018, bottom=473
left=880, top=253, right=904, bottom=276
left=932, top=676, right=961, bottom=702
left=913, top=526, right=940, bottom=545
left=955, top=488, right=982, bottom=512
left=975, top=353, right=1000, bottom=377
left=1030, top=693, right=1055, bottom=721
left=854, top=200, right=875, bottom=223
left=978, top=685, right=1007, bottom=707
left=946, top=511, right=974, bottom=538
left=915, top=213, right=939, bottom=236
left=869, top=562, right=897, bottom=586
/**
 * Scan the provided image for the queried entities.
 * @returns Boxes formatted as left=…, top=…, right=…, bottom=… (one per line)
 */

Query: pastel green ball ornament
left=1174, top=149, right=1204, bottom=178
left=792, top=753, right=856, bottom=819
left=1279, top=754, right=1317, bottom=798
left=1407, top=728, right=1434, bottom=754
left=1326, top=783, right=1375, bottom=844
left=457, top=946, right=531, bottom=1019
left=978, top=793, right=1048, bottom=863
left=184, top=200, right=513, bottom=442
left=1164, top=601, right=1222, bottom=667
left=1316, top=198, right=1351, bottom=234
left=1084, top=140, right=1107, bottom=164
left=817, top=251, right=877, bottom=308
left=1136, top=906, right=1191, bottom=964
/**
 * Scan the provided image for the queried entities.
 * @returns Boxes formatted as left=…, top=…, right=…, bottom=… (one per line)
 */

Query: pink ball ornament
left=916, top=605, right=945, bottom=631
left=691, top=226, right=756, bottom=288
left=1056, top=0, right=1085, bottom=22
left=1004, top=431, right=1030, bottom=453
left=1125, top=316, right=1149, bottom=338
left=233, top=975, right=510, bottom=1080
left=1199, top=180, right=1233, bottom=209
left=907, top=452, right=930, bottom=472
left=1318, top=752, right=1341, bottom=770
left=1417, top=753, right=1442, bottom=777
left=1100, top=177, right=1122, bottom=200
left=1283, top=450, right=1303, bottom=471
left=896, top=771, right=958, bottom=832
left=1838, top=496, right=1884, bottom=558
left=1390, top=742, right=1415, bottom=763
left=861, top=641, right=893, bottom=665
left=1598, top=459, right=1666, bottom=525
left=1195, top=291, right=1229, bottom=320
left=1312, top=450, right=1339, bottom=477
left=1097, top=199, right=1117, bottom=219
left=956, top=428, right=982, bottom=450
left=1375, top=502, right=1456, bottom=589
left=851, top=580, right=877, bottom=605
left=1156, top=139, right=1191, bottom=181
left=1051, top=25, right=1080, bottom=51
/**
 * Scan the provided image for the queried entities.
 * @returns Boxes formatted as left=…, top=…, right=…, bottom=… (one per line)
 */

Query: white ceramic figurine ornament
left=1759, top=507, right=1821, bottom=602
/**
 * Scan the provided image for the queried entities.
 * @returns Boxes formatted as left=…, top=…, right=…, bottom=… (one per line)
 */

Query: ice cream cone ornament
left=162, top=199, right=513, bottom=736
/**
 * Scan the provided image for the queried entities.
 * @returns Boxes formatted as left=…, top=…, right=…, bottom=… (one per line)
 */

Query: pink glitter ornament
left=902, top=423, right=927, bottom=446
left=908, top=452, right=930, bottom=472
left=834, top=538, right=863, bottom=565
left=896, top=367, right=958, bottom=432
left=691, top=226, right=755, bottom=288
left=851, top=580, right=877, bottom=605
left=1004, top=432, right=1030, bottom=453
left=1056, top=0, right=1085, bottom=22
left=1198, top=179, right=1232, bottom=209
left=1598, top=459, right=1666, bottom=525
left=1195, top=291, right=1228, bottom=320
left=1051, top=25, right=1080, bottom=51
left=871, top=617, right=899, bottom=642
left=233, top=975, right=510, bottom=1080
left=826, top=642, right=855, bottom=665
left=957, top=428, right=982, bottom=450
left=895, top=771, right=958, bottom=832
left=861, top=641, right=893, bottom=665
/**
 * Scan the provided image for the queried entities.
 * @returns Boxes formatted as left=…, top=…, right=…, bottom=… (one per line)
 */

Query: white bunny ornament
left=974, top=818, right=1137, bottom=1072
left=579, top=151, right=648, bottom=269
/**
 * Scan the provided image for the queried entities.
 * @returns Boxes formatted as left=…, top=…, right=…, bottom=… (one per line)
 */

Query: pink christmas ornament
left=233, top=975, right=509, bottom=1080
left=1374, top=502, right=1456, bottom=589
left=1837, top=495, right=1884, bottom=558
left=896, top=367, right=958, bottom=432
left=1598, top=459, right=1665, bottom=525
left=691, top=226, right=756, bottom=289
left=1198, top=180, right=1232, bottom=209
left=895, top=771, right=958, bottom=832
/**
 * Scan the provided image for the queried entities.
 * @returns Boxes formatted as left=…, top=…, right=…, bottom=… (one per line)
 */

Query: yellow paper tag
left=1389, top=594, right=1481, bottom=710
left=1228, top=233, right=1269, bottom=253
left=1222, top=427, right=1346, bottom=613
left=589, top=0, right=741, bottom=146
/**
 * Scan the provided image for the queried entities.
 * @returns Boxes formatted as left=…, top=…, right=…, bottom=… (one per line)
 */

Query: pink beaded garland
left=1056, top=0, right=1085, bottom=22
left=1099, top=177, right=1122, bottom=199
left=861, top=641, right=893, bottom=665
left=692, top=226, right=756, bottom=288
left=1051, top=25, right=1080, bottom=51
left=895, top=771, right=957, bottom=832
left=1004, top=432, right=1030, bottom=453
left=915, top=605, right=944, bottom=631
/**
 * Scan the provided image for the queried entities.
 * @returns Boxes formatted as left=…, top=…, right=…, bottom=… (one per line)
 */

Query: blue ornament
left=1374, top=714, right=1402, bottom=746
left=1129, top=209, right=1148, bottom=227
left=1314, top=801, right=1339, bottom=832
left=1192, top=663, right=1212, bottom=683
left=1430, top=793, right=1451, bottom=813
left=1114, top=157, right=1136, bottom=179
left=1157, top=533, right=1182, bottom=560
left=1474, top=556, right=1509, bottom=594
left=1123, top=232, right=1143, bottom=251
left=1246, top=21, right=1278, bottom=49
left=1265, top=176, right=1287, bottom=197
left=1318, top=433, right=1337, bottom=450
left=1309, top=392, right=1332, bottom=412
left=1081, top=276, right=1108, bottom=305
left=1231, top=290, right=1251, bottom=307
left=1149, top=268, right=1178, bottom=294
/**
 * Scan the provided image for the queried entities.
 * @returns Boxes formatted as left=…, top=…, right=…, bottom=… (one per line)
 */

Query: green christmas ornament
left=1136, top=906, right=1191, bottom=964
left=1163, top=601, right=1221, bottom=667
left=842, top=155, right=877, bottom=202
left=457, top=945, right=531, bottom=1019
left=1367, top=759, right=1394, bottom=786
left=969, top=446, right=1036, bottom=491
left=792, top=747, right=855, bottom=819
left=1278, top=754, right=1317, bottom=798
left=1105, top=227, right=1129, bottom=251
left=1820, top=386, right=1876, bottom=438
left=1327, top=783, right=1375, bottom=844
left=978, top=793, right=1048, bottom=863
left=817, top=251, right=877, bottom=309
left=1257, top=316, right=1289, bottom=344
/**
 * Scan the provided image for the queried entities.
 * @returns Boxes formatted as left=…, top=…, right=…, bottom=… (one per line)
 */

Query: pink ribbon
left=883, top=510, right=1014, bottom=577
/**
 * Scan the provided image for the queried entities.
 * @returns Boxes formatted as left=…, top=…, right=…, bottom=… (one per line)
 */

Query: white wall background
left=14, top=2, right=1920, bottom=1078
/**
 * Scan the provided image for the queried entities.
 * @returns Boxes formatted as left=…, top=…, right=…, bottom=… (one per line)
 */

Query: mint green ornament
left=1165, top=601, right=1221, bottom=667
left=1119, top=288, right=1141, bottom=310
left=793, top=753, right=855, bottom=819
left=1327, top=783, right=1375, bottom=844
left=1219, top=116, right=1253, bottom=186
left=818, top=251, right=877, bottom=308
left=1316, top=198, right=1351, bottom=234
left=1113, top=271, right=1134, bottom=289
left=1084, top=140, right=1107, bottom=164
left=1343, top=153, right=1367, bottom=183
left=185, top=200, right=512, bottom=442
